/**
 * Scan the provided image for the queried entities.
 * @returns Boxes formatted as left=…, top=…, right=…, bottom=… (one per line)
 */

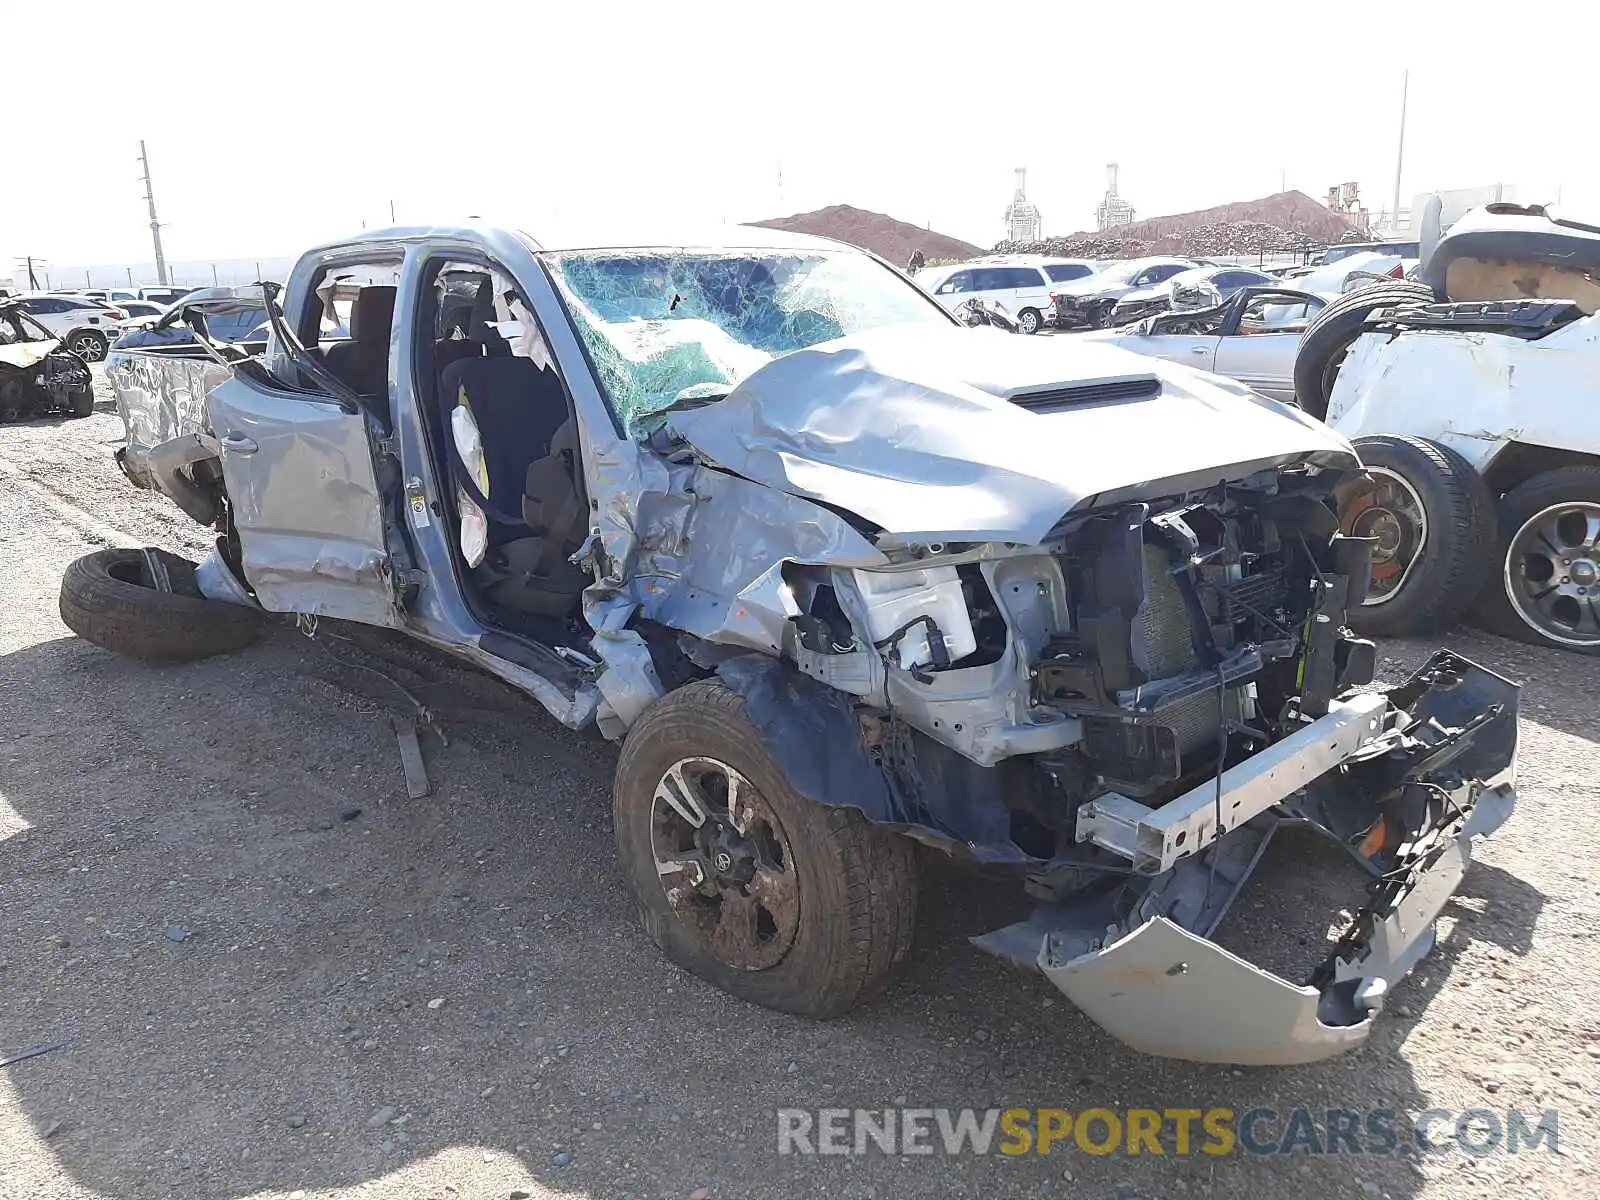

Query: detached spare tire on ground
left=59, top=547, right=260, bottom=662
left=1335, top=435, right=1496, bottom=638
left=1293, top=280, right=1435, bottom=419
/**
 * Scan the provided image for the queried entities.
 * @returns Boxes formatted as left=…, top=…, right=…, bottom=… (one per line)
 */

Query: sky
left=6, top=2, right=1600, bottom=283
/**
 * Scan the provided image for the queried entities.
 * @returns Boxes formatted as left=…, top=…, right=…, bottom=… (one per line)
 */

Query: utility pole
left=1390, top=69, right=1409, bottom=236
left=389, top=199, right=396, bottom=223
left=25, top=256, right=40, bottom=290
left=126, top=267, right=133, bottom=286
left=139, top=139, right=170, bottom=286
left=212, top=263, right=219, bottom=286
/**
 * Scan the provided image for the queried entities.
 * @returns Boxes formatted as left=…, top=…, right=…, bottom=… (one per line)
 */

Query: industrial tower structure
left=1095, top=163, right=1136, bottom=231
left=1004, top=168, right=1042, bottom=243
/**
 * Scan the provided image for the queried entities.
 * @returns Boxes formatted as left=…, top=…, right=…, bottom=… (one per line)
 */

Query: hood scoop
left=1008, top=374, right=1161, bottom=413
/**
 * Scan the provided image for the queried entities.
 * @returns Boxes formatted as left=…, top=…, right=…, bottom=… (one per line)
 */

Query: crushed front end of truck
left=625, top=328, right=1520, bottom=1065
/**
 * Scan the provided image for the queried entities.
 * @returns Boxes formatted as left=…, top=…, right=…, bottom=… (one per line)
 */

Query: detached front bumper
left=982, top=650, right=1519, bottom=1065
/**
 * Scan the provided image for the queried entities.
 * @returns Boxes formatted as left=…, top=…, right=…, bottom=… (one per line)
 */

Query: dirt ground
left=1, top=374, right=1597, bottom=1200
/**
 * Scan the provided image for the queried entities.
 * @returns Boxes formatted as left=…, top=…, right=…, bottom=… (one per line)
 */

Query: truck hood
left=669, top=325, right=1358, bottom=544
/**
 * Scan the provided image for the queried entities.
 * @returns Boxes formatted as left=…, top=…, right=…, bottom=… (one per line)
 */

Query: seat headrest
left=468, top=277, right=511, bottom=356
left=349, top=286, right=397, bottom=345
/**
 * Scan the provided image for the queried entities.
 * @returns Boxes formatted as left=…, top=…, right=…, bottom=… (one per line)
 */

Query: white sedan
left=1079, top=285, right=1325, bottom=404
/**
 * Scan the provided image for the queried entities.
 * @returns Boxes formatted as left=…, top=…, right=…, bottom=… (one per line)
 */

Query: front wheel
left=1017, top=307, right=1043, bottom=335
left=68, top=330, right=108, bottom=362
left=613, top=679, right=917, bottom=1018
left=1336, top=435, right=1495, bottom=638
left=1474, top=465, right=1600, bottom=654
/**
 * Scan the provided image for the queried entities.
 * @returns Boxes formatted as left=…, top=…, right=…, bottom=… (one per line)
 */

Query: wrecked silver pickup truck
left=79, top=223, right=1520, bottom=1064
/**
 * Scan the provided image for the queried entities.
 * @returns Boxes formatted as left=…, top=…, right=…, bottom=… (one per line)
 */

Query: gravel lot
left=0, top=372, right=1596, bottom=1200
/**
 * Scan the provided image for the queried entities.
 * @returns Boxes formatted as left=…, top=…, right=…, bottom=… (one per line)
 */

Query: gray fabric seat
left=438, top=348, right=589, bottom=618
left=322, top=285, right=396, bottom=400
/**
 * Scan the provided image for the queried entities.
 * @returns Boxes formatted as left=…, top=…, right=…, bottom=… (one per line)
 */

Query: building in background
left=1095, top=163, right=1136, bottom=231
left=1325, top=181, right=1372, bottom=232
left=1004, top=168, right=1042, bottom=243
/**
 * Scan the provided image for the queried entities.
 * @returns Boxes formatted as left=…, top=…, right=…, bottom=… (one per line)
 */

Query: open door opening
left=411, top=257, right=594, bottom=656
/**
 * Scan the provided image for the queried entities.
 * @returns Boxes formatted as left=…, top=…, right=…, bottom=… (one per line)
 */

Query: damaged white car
left=1303, top=203, right=1600, bottom=653
left=77, top=223, right=1520, bottom=1065
left=0, top=300, right=95, bottom=421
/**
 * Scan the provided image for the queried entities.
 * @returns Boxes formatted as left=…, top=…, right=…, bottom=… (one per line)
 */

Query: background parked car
left=1081, top=285, right=1325, bottom=403
left=1049, top=256, right=1196, bottom=329
left=78, top=288, right=144, bottom=305
left=7, top=294, right=127, bottom=361
left=109, top=286, right=267, bottom=354
left=1317, top=240, right=1420, bottom=265
left=1108, top=265, right=1279, bottom=326
left=1290, top=251, right=1413, bottom=299
left=920, top=256, right=1098, bottom=333
left=136, top=286, right=195, bottom=306
left=114, top=300, right=167, bottom=322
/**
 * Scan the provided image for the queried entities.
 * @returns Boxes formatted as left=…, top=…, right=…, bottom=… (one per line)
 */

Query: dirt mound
left=751, top=205, right=982, bottom=266
left=1104, top=191, right=1355, bottom=246
left=995, top=190, right=1355, bottom=259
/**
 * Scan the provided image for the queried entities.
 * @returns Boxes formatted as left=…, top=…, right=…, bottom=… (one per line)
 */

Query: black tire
left=67, top=383, right=95, bottom=418
left=1338, top=435, right=1496, bottom=638
left=1292, top=280, right=1435, bottom=418
left=1474, top=465, right=1600, bottom=655
left=59, top=548, right=260, bottom=662
left=1017, top=307, right=1043, bottom=335
left=613, top=679, right=917, bottom=1018
left=67, top=330, right=108, bottom=363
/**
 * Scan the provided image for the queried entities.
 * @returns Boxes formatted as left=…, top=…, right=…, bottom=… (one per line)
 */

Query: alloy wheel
left=1504, top=501, right=1600, bottom=648
left=650, top=756, right=800, bottom=971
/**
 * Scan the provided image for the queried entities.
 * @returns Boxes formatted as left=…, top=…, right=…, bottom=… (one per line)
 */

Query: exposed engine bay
left=698, top=464, right=1517, bottom=1063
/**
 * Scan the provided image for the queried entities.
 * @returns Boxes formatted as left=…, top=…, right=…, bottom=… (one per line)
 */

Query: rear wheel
left=613, top=680, right=917, bottom=1018
left=1336, top=435, right=1495, bottom=637
left=1292, top=280, right=1435, bottom=418
left=1474, top=466, right=1600, bottom=654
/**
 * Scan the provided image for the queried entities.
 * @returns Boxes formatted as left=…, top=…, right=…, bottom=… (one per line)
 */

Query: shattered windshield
left=544, top=249, right=952, bottom=435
